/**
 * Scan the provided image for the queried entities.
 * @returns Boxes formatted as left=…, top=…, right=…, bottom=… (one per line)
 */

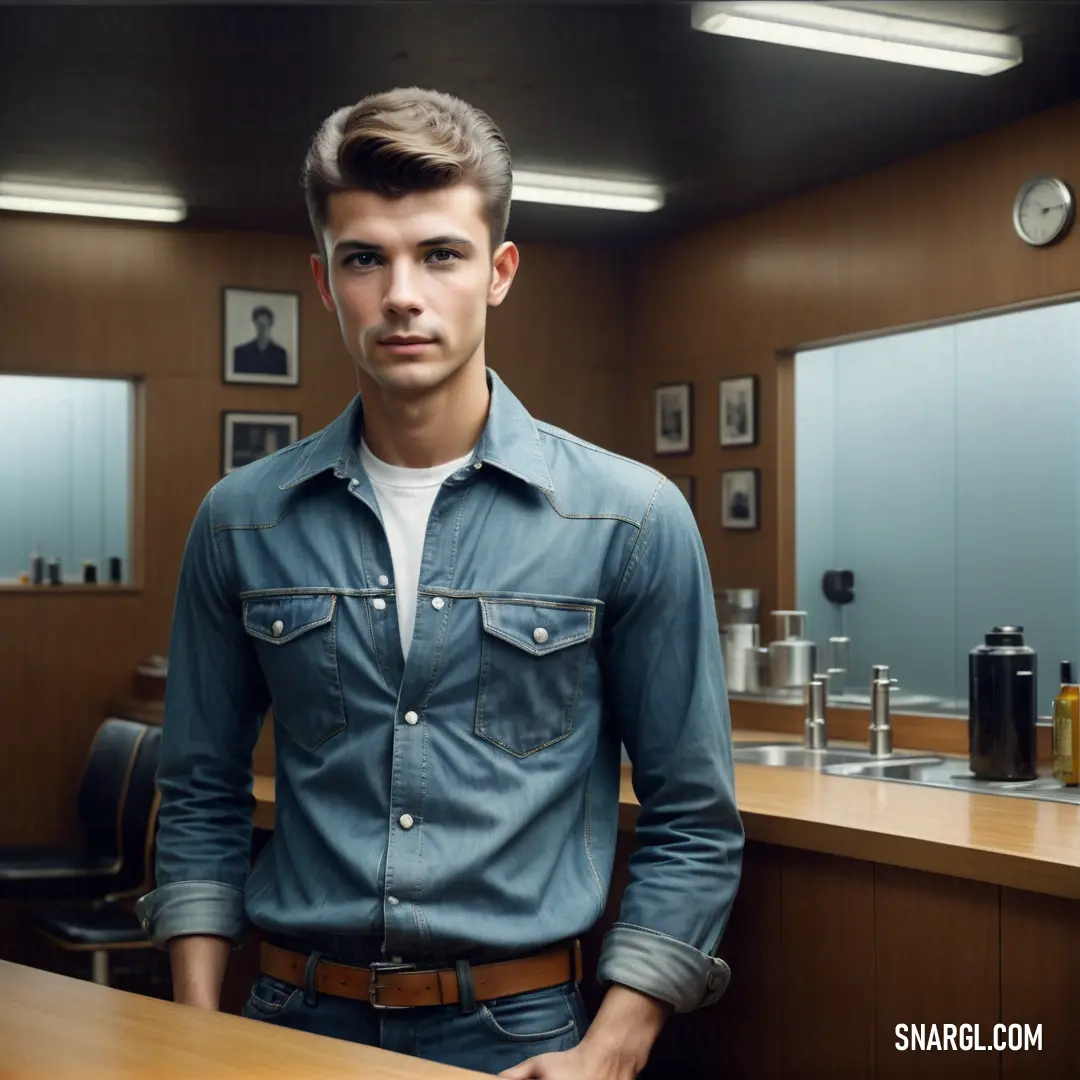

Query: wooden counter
left=252, top=730, right=1080, bottom=900
left=0, top=960, right=487, bottom=1080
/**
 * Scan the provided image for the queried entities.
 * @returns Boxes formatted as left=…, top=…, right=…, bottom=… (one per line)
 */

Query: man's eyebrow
left=333, top=236, right=476, bottom=254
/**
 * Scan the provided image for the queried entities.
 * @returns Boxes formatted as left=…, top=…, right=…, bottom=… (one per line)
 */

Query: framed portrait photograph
left=721, top=468, right=760, bottom=531
left=654, top=382, right=692, bottom=455
left=668, top=474, right=695, bottom=512
left=719, top=375, right=758, bottom=448
left=222, top=411, right=300, bottom=475
left=222, top=286, right=300, bottom=386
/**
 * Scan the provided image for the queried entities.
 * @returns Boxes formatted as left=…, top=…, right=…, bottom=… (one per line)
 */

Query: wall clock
left=1012, top=176, right=1075, bottom=247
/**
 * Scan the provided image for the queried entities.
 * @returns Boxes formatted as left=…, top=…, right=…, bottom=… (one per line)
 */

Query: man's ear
left=488, top=241, right=519, bottom=308
left=310, top=253, right=336, bottom=313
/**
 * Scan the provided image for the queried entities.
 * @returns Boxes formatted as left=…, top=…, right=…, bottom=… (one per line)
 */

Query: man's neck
left=358, top=360, right=489, bottom=469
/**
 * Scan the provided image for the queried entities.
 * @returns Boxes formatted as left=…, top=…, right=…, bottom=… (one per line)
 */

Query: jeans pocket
left=563, top=983, right=591, bottom=1035
left=476, top=984, right=580, bottom=1045
left=241, top=974, right=303, bottom=1023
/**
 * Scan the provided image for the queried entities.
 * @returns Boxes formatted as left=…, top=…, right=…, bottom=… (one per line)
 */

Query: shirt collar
left=279, top=367, right=554, bottom=494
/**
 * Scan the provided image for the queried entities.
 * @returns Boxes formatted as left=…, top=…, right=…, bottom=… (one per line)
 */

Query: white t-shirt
left=359, top=439, right=474, bottom=660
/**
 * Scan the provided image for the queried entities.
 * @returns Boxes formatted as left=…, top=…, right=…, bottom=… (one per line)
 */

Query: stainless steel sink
left=823, top=758, right=960, bottom=782
left=732, top=743, right=922, bottom=770
left=823, top=756, right=1080, bottom=804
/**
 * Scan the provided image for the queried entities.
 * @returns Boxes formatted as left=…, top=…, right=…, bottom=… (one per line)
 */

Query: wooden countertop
left=252, top=730, right=1080, bottom=900
left=0, top=960, right=488, bottom=1080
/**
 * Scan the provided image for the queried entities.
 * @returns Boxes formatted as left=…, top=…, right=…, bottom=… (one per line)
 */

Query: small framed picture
left=222, top=286, right=300, bottom=386
left=222, top=411, right=300, bottom=475
left=719, top=375, right=758, bottom=448
left=668, top=475, right=695, bottom=512
left=654, top=382, right=692, bottom=455
left=721, top=468, right=760, bottom=530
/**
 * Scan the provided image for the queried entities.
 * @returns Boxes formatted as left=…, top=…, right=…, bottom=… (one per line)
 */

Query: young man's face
left=311, top=183, right=518, bottom=397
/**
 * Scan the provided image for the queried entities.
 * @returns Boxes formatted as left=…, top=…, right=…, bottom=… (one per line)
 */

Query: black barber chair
left=31, top=901, right=159, bottom=987
left=13, top=718, right=164, bottom=987
left=0, top=717, right=161, bottom=903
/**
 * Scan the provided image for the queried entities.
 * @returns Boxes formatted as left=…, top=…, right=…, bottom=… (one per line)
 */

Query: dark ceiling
left=1, top=1, right=1078, bottom=247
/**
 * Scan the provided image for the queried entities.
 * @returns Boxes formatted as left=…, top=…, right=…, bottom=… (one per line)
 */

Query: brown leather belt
left=260, top=938, right=583, bottom=1009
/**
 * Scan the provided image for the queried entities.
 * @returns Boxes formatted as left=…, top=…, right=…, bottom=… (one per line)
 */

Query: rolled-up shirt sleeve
left=597, top=476, right=745, bottom=1013
left=136, top=483, right=270, bottom=949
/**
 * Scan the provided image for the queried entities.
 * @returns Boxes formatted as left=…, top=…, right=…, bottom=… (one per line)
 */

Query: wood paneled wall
left=0, top=215, right=632, bottom=848
left=582, top=837, right=1080, bottom=1079
left=627, top=100, right=1080, bottom=621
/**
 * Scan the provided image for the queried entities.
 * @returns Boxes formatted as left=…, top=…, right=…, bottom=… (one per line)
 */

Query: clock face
left=1013, top=177, right=1075, bottom=247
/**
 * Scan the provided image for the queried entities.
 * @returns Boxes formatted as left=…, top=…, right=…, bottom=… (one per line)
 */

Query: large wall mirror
left=1, top=374, right=138, bottom=587
left=795, top=296, right=1080, bottom=718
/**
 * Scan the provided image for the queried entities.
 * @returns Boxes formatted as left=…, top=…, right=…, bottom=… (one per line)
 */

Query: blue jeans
left=241, top=971, right=590, bottom=1075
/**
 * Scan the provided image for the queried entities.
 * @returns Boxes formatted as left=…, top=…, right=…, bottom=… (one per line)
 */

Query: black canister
left=968, top=625, right=1037, bottom=781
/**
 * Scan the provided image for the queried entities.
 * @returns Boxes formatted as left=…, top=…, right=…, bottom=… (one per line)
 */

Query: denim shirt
left=137, top=368, right=744, bottom=1013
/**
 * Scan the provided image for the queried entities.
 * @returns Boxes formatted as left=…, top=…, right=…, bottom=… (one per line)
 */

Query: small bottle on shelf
left=1051, top=661, right=1079, bottom=786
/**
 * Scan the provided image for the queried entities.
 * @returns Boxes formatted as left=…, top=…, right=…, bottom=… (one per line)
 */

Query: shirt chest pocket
left=474, top=598, right=598, bottom=758
left=242, top=593, right=347, bottom=752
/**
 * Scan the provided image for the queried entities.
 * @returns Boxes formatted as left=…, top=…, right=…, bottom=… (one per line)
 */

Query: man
left=137, top=86, right=743, bottom=1079
left=233, top=305, right=289, bottom=375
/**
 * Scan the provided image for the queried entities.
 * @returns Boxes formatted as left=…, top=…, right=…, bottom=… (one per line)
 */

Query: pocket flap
left=243, top=593, right=336, bottom=644
left=479, top=598, right=597, bottom=656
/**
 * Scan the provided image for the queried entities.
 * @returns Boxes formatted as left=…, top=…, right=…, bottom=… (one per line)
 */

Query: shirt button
left=533, top=627, right=549, bottom=644
left=373, top=598, right=387, bottom=611
left=348, top=479, right=359, bottom=490
left=271, top=620, right=285, bottom=638
left=431, top=596, right=445, bottom=610
left=378, top=575, right=389, bottom=587
left=404, top=711, right=419, bottom=725
left=399, top=813, right=414, bottom=830
left=387, top=896, right=400, bottom=906
left=473, top=462, right=483, bottom=470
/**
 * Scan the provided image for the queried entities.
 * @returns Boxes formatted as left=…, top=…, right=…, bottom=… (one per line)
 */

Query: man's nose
left=382, top=262, right=424, bottom=315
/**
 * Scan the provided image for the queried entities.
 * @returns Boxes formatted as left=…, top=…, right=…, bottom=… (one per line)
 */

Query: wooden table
left=0, top=960, right=488, bottom=1079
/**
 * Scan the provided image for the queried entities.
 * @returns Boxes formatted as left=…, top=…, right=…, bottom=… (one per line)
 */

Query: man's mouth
left=378, top=336, right=437, bottom=356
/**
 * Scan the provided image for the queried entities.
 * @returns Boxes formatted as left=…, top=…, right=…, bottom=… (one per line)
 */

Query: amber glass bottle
left=1052, top=661, right=1079, bottom=786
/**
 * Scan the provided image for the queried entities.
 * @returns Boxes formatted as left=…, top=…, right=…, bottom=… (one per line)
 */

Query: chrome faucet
left=804, top=676, right=828, bottom=749
left=869, top=664, right=897, bottom=757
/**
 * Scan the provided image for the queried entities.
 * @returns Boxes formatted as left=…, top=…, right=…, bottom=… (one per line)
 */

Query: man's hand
left=497, top=1040, right=639, bottom=1080
left=499, top=984, right=672, bottom=1080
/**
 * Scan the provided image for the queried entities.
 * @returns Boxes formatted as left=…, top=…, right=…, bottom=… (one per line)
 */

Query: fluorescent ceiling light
left=691, top=2, right=1023, bottom=76
left=0, top=181, right=187, bottom=222
left=512, top=170, right=664, bottom=212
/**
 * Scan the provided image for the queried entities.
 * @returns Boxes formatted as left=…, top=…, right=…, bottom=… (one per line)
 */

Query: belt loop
left=455, top=959, right=477, bottom=1014
left=303, top=950, right=323, bottom=1007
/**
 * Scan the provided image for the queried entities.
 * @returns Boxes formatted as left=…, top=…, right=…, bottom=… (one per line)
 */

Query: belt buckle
left=368, top=960, right=418, bottom=1009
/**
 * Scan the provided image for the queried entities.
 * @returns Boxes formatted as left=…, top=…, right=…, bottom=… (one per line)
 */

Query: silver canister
left=722, top=622, right=761, bottom=693
left=768, top=611, right=817, bottom=690
left=715, top=588, right=760, bottom=629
